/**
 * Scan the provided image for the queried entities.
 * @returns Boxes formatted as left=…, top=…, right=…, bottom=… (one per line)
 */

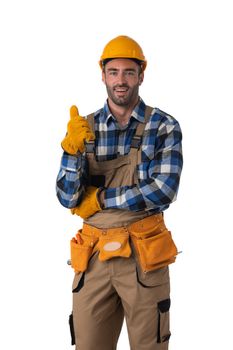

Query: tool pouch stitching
left=97, top=233, right=131, bottom=261
left=130, top=225, right=178, bottom=272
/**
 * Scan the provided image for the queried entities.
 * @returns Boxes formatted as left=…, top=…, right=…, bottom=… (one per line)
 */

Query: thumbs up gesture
left=61, top=105, right=95, bottom=155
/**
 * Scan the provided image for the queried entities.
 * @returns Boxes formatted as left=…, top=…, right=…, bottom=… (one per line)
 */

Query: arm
left=56, top=152, right=88, bottom=208
left=56, top=105, right=94, bottom=208
left=103, top=116, right=183, bottom=211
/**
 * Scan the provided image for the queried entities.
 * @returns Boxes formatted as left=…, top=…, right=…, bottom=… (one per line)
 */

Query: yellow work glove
left=61, top=105, right=95, bottom=155
left=71, top=186, right=102, bottom=219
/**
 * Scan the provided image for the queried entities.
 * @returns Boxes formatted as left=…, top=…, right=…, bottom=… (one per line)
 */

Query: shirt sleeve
left=56, top=152, right=88, bottom=208
left=104, top=117, right=183, bottom=212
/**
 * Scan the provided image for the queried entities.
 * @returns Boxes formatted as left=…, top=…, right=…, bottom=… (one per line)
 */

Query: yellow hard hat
left=99, top=35, right=147, bottom=71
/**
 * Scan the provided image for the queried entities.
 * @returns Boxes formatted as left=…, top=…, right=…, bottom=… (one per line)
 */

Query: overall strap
left=85, top=106, right=154, bottom=154
left=87, top=113, right=95, bottom=133
left=130, top=105, right=154, bottom=165
left=131, top=105, right=154, bottom=149
left=86, top=113, right=95, bottom=153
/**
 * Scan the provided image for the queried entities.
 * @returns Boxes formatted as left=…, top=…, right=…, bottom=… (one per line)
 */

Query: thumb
left=70, top=105, right=79, bottom=120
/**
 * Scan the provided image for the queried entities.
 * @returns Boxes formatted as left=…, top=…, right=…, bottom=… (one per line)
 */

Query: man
left=56, top=35, right=183, bottom=350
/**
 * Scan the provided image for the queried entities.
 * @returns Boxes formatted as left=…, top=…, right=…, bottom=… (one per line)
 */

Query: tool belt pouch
left=70, top=231, right=98, bottom=272
left=130, top=222, right=178, bottom=272
left=97, top=233, right=131, bottom=262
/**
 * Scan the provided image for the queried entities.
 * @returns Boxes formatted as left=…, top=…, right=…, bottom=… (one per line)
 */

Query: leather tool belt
left=70, top=213, right=178, bottom=273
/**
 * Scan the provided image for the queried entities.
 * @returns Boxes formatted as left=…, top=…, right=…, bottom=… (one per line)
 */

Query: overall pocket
left=136, top=264, right=170, bottom=288
left=70, top=231, right=98, bottom=272
left=69, top=313, right=75, bottom=345
left=157, top=298, right=171, bottom=343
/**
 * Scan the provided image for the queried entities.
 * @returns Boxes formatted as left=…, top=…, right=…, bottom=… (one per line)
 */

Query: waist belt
left=70, top=213, right=178, bottom=273
left=83, top=213, right=163, bottom=237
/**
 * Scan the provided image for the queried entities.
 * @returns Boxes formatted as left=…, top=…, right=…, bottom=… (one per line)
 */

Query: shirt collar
left=103, top=97, right=147, bottom=125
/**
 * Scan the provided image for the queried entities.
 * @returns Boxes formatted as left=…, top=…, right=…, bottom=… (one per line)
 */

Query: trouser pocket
left=69, top=313, right=75, bottom=345
left=157, top=298, right=171, bottom=343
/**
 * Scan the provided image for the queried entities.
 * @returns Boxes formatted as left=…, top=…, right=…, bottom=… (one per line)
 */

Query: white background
left=0, top=0, right=232, bottom=349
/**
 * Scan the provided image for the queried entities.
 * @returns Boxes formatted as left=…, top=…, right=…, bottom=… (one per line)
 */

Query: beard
left=105, top=83, right=140, bottom=106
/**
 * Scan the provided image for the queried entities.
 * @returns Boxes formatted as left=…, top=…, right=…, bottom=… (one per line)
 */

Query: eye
left=108, top=71, right=118, bottom=76
left=125, top=71, right=136, bottom=76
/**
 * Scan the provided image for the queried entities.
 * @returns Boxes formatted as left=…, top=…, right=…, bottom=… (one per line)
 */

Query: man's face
left=102, top=58, right=144, bottom=107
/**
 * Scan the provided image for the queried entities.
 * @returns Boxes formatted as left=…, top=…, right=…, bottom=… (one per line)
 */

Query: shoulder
left=85, top=107, right=102, bottom=118
left=146, top=107, right=181, bottom=136
left=85, top=107, right=106, bottom=123
left=150, top=107, right=179, bottom=127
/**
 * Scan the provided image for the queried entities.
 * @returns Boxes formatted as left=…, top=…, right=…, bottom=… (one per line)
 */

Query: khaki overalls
left=70, top=107, right=176, bottom=350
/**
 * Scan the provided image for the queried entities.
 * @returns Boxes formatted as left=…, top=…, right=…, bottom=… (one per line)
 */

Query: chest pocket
left=86, top=106, right=154, bottom=189
left=87, top=153, right=133, bottom=188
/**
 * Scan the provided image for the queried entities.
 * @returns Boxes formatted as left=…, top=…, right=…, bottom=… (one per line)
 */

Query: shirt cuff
left=60, top=152, right=83, bottom=172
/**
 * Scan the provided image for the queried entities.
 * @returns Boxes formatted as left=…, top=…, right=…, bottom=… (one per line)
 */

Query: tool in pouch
left=69, top=227, right=131, bottom=273
left=69, top=231, right=97, bottom=273
left=68, top=214, right=179, bottom=273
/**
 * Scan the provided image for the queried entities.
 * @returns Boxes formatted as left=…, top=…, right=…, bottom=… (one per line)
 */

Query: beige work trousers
left=70, top=250, right=171, bottom=350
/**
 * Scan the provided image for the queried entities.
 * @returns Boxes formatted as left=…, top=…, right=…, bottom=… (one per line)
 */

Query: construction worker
left=56, top=35, right=183, bottom=350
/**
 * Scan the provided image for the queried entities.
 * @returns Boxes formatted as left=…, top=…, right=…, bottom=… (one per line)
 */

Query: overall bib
left=70, top=107, right=172, bottom=350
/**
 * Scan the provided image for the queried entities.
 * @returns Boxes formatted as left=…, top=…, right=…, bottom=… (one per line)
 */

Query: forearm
left=56, top=152, right=88, bottom=208
left=104, top=173, right=181, bottom=212
left=104, top=123, right=183, bottom=212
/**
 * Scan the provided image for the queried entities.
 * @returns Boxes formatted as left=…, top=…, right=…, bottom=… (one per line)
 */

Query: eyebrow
left=106, top=68, right=137, bottom=72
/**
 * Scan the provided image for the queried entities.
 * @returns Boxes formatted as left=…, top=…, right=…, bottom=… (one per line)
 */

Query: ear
left=139, top=71, right=144, bottom=86
left=102, top=70, right=106, bottom=84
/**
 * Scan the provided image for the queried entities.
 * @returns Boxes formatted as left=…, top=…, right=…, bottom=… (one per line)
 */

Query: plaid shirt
left=56, top=98, right=183, bottom=214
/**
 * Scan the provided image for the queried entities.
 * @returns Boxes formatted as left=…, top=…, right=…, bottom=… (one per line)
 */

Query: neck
left=108, top=97, right=139, bottom=126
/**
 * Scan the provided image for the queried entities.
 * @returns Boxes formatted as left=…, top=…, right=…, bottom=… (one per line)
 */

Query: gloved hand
left=71, top=186, right=103, bottom=219
left=61, top=105, right=95, bottom=155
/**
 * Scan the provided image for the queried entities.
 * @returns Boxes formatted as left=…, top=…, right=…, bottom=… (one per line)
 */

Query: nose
left=117, top=71, right=127, bottom=85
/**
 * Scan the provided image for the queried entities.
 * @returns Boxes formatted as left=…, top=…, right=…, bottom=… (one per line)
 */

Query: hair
left=102, top=58, right=143, bottom=74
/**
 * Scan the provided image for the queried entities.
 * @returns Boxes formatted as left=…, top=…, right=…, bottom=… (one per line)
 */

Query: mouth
left=114, top=86, right=129, bottom=95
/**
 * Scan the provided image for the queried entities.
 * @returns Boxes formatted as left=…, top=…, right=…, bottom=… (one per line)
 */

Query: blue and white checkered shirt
left=56, top=98, right=183, bottom=214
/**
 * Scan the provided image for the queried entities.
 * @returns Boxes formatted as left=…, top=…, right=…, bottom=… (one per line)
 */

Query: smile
left=114, top=88, right=129, bottom=93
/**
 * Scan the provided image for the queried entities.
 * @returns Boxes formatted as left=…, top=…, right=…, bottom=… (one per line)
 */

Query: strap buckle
left=131, top=136, right=142, bottom=149
left=85, top=141, right=95, bottom=153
